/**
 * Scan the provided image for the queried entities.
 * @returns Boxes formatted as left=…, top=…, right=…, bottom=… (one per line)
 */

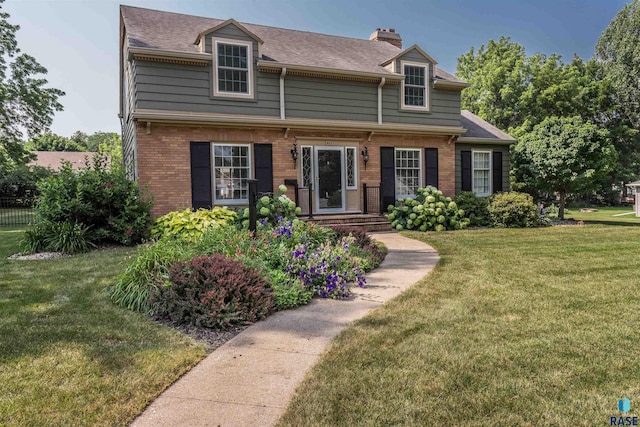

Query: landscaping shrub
left=23, top=156, right=152, bottom=252
left=268, top=269, right=313, bottom=310
left=386, top=186, right=470, bottom=232
left=487, top=192, right=540, bottom=228
left=110, top=237, right=197, bottom=313
left=148, top=254, right=275, bottom=328
left=239, top=184, right=301, bottom=227
left=112, top=218, right=384, bottom=324
left=331, top=225, right=387, bottom=270
left=454, top=191, right=491, bottom=227
left=151, top=207, right=238, bottom=241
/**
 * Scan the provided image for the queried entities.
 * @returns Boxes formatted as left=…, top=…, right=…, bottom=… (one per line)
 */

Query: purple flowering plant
left=285, top=235, right=366, bottom=299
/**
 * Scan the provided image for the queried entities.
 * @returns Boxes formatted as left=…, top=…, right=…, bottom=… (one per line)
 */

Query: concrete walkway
left=131, top=232, right=439, bottom=427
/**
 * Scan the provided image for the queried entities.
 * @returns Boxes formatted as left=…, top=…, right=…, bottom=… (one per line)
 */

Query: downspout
left=280, top=67, right=287, bottom=120
left=377, top=77, right=386, bottom=125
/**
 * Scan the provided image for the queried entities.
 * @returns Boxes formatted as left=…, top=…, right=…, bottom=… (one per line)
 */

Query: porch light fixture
left=361, top=146, right=369, bottom=170
left=290, top=143, right=298, bottom=165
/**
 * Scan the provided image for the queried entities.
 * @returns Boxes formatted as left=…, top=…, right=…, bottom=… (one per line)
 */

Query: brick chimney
left=369, top=28, right=402, bottom=49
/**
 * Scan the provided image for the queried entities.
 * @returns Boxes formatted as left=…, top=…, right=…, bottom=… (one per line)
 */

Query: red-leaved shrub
left=149, top=254, right=275, bottom=328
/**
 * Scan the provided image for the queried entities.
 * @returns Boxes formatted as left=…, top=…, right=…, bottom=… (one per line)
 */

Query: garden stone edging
left=130, top=232, right=439, bottom=427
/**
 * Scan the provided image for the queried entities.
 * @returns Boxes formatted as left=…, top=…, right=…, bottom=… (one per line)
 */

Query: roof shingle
left=120, top=5, right=460, bottom=80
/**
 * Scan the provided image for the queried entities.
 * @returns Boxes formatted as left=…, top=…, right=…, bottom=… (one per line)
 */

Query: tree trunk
left=559, top=191, right=566, bottom=220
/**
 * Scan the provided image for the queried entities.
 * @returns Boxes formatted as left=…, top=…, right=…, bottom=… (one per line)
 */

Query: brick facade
left=136, top=122, right=455, bottom=217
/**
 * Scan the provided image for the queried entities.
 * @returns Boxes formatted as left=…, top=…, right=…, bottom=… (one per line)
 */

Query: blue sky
left=3, top=0, right=629, bottom=137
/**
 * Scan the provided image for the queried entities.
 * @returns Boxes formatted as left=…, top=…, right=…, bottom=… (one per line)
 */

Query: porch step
left=302, top=214, right=392, bottom=232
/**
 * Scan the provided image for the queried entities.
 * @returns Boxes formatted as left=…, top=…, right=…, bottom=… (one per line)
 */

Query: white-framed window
left=472, top=151, right=491, bottom=197
left=401, top=61, right=429, bottom=111
left=213, top=143, right=251, bottom=204
left=212, top=38, right=253, bottom=99
left=345, top=146, right=357, bottom=189
left=395, top=148, right=422, bottom=198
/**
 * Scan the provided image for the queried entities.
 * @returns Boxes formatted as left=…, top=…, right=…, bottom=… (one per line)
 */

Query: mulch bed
left=153, top=318, right=249, bottom=354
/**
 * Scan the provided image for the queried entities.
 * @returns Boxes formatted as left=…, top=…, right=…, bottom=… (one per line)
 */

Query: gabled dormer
left=381, top=45, right=438, bottom=112
left=195, top=19, right=264, bottom=100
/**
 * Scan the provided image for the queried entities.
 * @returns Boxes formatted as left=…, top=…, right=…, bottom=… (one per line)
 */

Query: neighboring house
left=119, top=6, right=515, bottom=217
left=29, top=151, right=100, bottom=172
left=626, top=181, right=640, bottom=217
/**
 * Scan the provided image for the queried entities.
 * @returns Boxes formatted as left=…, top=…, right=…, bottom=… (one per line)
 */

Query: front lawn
left=568, top=206, right=640, bottom=225
left=0, top=229, right=205, bottom=426
left=278, top=224, right=640, bottom=426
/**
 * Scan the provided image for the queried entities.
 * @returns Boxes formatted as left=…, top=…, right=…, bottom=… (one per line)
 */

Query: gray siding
left=455, top=144, right=511, bottom=194
left=383, top=86, right=461, bottom=126
left=135, top=61, right=280, bottom=116
left=284, top=76, right=377, bottom=122
left=382, top=49, right=461, bottom=127
left=203, top=23, right=260, bottom=62
left=122, top=60, right=137, bottom=178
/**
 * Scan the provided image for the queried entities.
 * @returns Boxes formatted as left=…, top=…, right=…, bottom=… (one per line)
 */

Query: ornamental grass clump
left=386, top=186, right=470, bottom=232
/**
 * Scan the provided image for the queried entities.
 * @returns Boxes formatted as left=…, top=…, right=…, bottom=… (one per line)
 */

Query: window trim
left=400, top=60, right=430, bottom=111
left=345, top=146, right=358, bottom=190
left=212, top=37, right=254, bottom=99
left=212, top=143, right=252, bottom=205
left=472, top=150, right=492, bottom=197
left=394, top=147, right=422, bottom=199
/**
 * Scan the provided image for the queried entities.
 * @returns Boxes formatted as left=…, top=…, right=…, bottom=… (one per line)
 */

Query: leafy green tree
left=97, top=133, right=123, bottom=169
left=86, top=131, right=119, bottom=152
left=456, top=36, right=527, bottom=133
left=514, top=116, right=617, bottom=219
left=0, top=0, right=64, bottom=169
left=595, top=0, right=640, bottom=192
left=457, top=39, right=611, bottom=137
left=25, top=131, right=84, bottom=152
left=596, top=0, right=640, bottom=128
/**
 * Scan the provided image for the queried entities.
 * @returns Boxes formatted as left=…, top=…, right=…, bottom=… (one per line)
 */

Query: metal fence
left=0, top=197, right=37, bottom=227
left=362, top=183, right=384, bottom=215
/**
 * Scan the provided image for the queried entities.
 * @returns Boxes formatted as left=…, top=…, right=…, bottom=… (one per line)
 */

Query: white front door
left=314, top=146, right=345, bottom=213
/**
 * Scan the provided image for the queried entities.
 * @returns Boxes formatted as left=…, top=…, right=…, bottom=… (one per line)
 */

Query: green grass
left=567, top=206, right=640, bottom=225
left=278, top=224, right=640, bottom=426
left=0, top=230, right=205, bottom=426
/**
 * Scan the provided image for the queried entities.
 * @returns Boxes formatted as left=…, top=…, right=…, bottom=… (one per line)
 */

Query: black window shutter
left=380, top=146, right=396, bottom=208
left=461, top=150, right=472, bottom=192
left=254, top=143, right=273, bottom=194
left=492, top=151, right=503, bottom=193
left=190, top=142, right=212, bottom=209
left=425, top=148, right=438, bottom=188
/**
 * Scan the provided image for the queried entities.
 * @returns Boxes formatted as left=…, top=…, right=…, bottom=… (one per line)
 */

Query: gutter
left=133, top=109, right=466, bottom=136
left=377, top=77, right=385, bottom=125
left=280, top=67, right=287, bottom=120
left=257, top=60, right=403, bottom=83
left=456, top=137, right=516, bottom=145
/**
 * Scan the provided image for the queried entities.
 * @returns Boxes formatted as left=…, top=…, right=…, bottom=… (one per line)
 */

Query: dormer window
left=212, top=38, right=253, bottom=99
left=401, top=61, right=429, bottom=111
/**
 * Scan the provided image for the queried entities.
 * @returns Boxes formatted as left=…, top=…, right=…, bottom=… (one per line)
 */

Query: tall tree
left=456, top=36, right=527, bottom=133
left=0, top=0, right=64, bottom=169
left=595, top=0, right=640, bottom=190
left=596, top=0, right=640, bottom=128
left=514, top=116, right=617, bottom=218
left=24, top=131, right=84, bottom=152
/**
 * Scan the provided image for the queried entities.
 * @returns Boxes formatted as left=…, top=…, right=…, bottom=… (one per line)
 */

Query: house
left=29, top=151, right=100, bottom=171
left=119, top=6, right=515, bottom=217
